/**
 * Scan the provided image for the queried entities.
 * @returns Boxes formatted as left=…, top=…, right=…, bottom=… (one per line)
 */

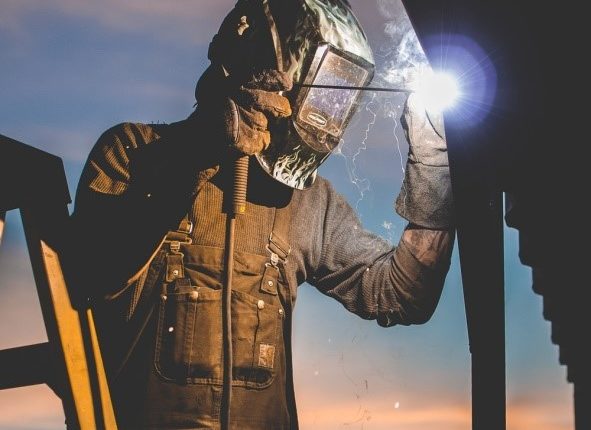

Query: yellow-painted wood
left=0, top=211, right=5, bottom=245
left=21, top=207, right=118, bottom=429
left=86, top=308, right=118, bottom=429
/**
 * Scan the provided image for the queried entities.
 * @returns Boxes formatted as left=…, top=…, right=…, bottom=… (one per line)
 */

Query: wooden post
left=400, top=2, right=507, bottom=429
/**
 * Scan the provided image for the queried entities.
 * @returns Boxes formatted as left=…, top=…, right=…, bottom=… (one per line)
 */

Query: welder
left=68, top=0, right=454, bottom=428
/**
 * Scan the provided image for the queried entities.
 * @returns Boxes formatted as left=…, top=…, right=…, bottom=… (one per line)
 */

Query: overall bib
left=106, top=178, right=297, bottom=430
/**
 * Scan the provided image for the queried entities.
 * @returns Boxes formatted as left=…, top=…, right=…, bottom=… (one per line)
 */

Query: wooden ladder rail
left=0, top=134, right=117, bottom=429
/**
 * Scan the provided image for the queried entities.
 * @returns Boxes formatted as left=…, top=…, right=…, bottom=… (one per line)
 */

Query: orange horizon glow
left=0, top=384, right=573, bottom=430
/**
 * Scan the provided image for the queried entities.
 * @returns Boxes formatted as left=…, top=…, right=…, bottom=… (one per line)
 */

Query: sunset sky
left=0, top=1, right=573, bottom=429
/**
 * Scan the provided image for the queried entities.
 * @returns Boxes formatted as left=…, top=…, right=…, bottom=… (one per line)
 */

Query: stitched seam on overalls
left=186, top=298, right=198, bottom=381
left=153, top=294, right=175, bottom=382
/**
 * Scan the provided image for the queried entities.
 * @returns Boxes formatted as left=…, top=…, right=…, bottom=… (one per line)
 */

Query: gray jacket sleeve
left=305, top=180, right=453, bottom=327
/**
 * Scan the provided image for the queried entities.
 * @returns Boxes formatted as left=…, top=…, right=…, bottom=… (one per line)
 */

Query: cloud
left=10, top=125, right=97, bottom=163
left=9, top=79, right=192, bottom=162
left=1, top=0, right=235, bottom=42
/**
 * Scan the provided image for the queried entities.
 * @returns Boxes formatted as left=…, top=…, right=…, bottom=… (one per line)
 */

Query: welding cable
left=221, top=155, right=249, bottom=430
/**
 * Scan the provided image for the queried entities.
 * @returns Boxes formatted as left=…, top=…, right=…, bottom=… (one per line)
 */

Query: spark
left=384, top=100, right=406, bottom=176
left=350, top=92, right=377, bottom=212
left=383, top=98, right=409, bottom=219
left=381, top=219, right=397, bottom=245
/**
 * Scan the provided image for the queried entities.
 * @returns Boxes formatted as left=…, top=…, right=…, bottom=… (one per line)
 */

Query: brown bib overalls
left=104, top=178, right=298, bottom=430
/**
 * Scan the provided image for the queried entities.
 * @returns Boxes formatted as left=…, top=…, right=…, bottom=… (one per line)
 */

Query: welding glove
left=197, top=68, right=292, bottom=155
left=395, top=94, right=454, bottom=229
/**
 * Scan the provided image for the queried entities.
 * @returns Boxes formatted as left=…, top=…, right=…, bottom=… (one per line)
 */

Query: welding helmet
left=206, top=0, right=375, bottom=189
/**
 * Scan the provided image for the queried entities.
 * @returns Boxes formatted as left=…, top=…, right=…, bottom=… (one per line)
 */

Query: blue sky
left=0, top=1, right=573, bottom=428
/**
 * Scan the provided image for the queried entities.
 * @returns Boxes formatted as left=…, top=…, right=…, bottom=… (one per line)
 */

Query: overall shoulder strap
left=114, top=216, right=193, bottom=378
left=267, top=204, right=291, bottom=266
left=127, top=217, right=193, bottom=316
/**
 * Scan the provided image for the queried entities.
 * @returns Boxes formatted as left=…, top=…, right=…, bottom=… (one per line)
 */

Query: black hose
left=221, top=155, right=249, bottom=430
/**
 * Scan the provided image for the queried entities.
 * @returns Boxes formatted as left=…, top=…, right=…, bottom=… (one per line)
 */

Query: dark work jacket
left=69, top=118, right=452, bottom=429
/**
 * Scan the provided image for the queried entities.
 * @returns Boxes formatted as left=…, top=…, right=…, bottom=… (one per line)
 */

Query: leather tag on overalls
left=258, top=344, right=276, bottom=369
left=166, top=253, right=184, bottom=283
left=260, top=264, right=278, bottom=295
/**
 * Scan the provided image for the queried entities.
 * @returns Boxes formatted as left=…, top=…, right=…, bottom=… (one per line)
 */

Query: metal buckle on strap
left=164, top=236, right=192, bottom=248
left=167, top=239, right=192, bottom=254
left=269, top=250, right=280, bottom=268
left=268, top=232, right=291, bottom=261
left=169, top=241, right=181, bottom=254
left=178, top=220, right=193, bottom=235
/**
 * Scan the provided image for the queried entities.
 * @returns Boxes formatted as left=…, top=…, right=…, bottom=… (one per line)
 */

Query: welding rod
left=295, top=83, right=412, bottom=93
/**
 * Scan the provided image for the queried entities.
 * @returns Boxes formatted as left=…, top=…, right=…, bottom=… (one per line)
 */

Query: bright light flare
left=414, top=70, right=460, bottom=113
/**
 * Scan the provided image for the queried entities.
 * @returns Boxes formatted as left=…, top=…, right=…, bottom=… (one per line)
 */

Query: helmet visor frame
left=256, top=42, right=375, bottom=189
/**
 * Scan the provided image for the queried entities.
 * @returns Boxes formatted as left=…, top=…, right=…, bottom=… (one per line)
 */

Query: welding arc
left=295, top=83, right=412, bottom=93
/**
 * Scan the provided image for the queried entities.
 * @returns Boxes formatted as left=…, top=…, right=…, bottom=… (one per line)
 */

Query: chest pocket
left=153, top=245, right=288, bottom=389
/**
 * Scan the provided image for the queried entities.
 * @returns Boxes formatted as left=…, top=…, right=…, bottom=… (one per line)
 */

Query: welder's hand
left=221, top=69, right=292, bottom=155
left=395, top=93, right=454, bottom=229
left=402, top=93, right=448, bottom=167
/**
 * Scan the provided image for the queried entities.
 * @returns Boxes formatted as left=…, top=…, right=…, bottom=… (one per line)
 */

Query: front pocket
left=231, top=289, right=283, bottom=388
left=154, top=284, right=223, bottom=384
left=153, top=284, right=283, bottom=388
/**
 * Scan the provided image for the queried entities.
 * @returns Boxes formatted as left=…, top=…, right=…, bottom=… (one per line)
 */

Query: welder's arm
left=307, top=186, right=453, bottom=326
left=68, top=121, right=217, bottom=300
left=308, top=94, right=454, bottom=326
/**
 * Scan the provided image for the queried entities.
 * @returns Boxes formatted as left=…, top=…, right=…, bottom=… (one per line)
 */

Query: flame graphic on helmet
left=272, top=145, right=318, bottom=189
left=283, top=0, right=373, bottom=82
